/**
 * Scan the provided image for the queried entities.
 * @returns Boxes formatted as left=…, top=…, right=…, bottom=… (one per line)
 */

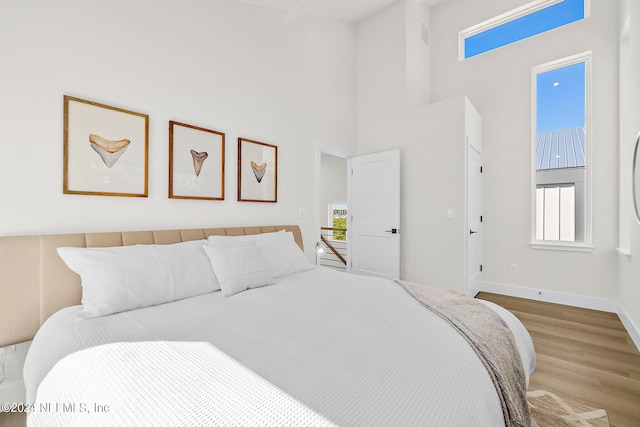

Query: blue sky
left=465, top=0, right=585, bottom=59
left=536, top=62, right=585, bottom=133
left=463, top=0, right=586, bottom=133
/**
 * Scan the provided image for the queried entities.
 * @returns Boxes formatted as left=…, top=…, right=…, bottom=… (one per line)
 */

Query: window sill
left=529, top=241, right=594, bottom=253
left=616, top=247, right=632, bottom=260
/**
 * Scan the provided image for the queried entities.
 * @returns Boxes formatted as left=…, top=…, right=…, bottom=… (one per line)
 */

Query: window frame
left=530, top=52, right=593, bottom=252
left=458, top=0, right=590, bottom=61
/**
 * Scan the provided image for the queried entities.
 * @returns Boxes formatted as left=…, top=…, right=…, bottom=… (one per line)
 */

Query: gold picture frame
left=237, top=137, right=277, bottom=203
left=169, top=121, right=225, bottom=200
left=63, top=96, right=149, bottom=197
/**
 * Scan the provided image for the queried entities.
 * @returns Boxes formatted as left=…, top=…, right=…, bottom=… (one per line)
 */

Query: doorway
left=319, top=152, right=349, bottom=271
left=315, top=144, right=401, bottom=279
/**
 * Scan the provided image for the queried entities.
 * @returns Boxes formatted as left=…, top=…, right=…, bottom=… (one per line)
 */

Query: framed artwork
left=237, top=137, right=277, bottom=203
left=169, top=121, right=225, bottom=200
left=63, top=95, right=149, bottom=197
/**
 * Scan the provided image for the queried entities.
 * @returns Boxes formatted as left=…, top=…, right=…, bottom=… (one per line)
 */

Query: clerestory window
left=459, top=0, right=588, bottom=60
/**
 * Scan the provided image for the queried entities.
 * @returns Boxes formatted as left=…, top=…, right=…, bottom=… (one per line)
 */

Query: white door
left=467, top=143, right=483, bottom=295
left=348, top=149, right=401, bottom=279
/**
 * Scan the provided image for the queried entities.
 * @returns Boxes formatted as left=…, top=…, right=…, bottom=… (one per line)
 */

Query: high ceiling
left=232, top=0, right=439, bottom=23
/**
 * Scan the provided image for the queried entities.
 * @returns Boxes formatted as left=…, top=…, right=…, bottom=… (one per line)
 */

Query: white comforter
left=25, top=267, right=535, bottom=426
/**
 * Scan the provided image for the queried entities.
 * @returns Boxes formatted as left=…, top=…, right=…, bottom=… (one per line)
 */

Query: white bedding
left=478, top=299, right=536, bottom=377
left=25, top=267, right=535, bottom=426
left=30, top=342, right=335, bottom=427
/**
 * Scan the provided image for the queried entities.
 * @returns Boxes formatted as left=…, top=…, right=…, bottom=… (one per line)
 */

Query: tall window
left=460, top=0, right=587, bottom=60
left=532, top=53, right=591, bottom=248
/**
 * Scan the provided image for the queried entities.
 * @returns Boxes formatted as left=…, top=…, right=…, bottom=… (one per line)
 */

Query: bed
left=0, top=225, right=535, bottom=426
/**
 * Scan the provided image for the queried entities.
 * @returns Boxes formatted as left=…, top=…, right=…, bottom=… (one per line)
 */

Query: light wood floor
left=2, top=294, right=639, bottom=427
left=477, top=292, right=640, bottom=427
left=0, top=410, right=23, bottom=427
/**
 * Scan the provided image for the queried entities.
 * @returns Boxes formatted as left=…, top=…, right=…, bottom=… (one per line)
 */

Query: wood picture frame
left=169, top=121, right=225, bottom=200
left=63, top=95, right=149, bottom=197
left=237, top=138, right=277, bottom=203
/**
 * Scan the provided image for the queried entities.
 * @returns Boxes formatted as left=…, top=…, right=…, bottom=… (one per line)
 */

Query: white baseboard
left=478, top=281, right=619, bottom=312
left=478, top=281, right=640, bottom=352
left=618, top=305, right=640, bottom=353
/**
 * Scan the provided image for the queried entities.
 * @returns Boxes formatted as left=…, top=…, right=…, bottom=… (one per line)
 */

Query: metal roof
left=536, top=127, right=585, bottom=170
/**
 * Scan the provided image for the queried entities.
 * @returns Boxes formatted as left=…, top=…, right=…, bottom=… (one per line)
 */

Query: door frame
left=314, top=143, right=354, bottom=267
left=465, top=141, right=483, bottom=296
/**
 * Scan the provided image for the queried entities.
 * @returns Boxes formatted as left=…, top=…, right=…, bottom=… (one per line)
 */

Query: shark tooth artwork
left=89, top=134, right=131, bottom=168
left=251, top=161, right=267, bottom=183
left=190, top=150, right=208, bottom=177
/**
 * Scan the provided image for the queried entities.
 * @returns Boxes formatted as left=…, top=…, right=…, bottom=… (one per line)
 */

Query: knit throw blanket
left=395, top=280, right=531, bottom=427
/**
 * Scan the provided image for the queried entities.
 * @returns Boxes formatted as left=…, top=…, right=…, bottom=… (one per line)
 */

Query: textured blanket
left=395, top=280, right=531, bottom=427
left=26, top=268, right=526, bottom=426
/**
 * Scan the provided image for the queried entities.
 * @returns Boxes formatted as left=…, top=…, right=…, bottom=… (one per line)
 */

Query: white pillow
left=203, top=242, right=274, bottom=297
left=206, top=230, right=284, bottom=244
left=57, top=240, right=219, bottom=317
left=208, top=231, right=310, bottom=279
left=255, top=231, right=312, bottom=278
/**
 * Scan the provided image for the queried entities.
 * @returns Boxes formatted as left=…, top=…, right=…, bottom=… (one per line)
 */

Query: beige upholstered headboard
left=0, top=225, right=303, bottom=348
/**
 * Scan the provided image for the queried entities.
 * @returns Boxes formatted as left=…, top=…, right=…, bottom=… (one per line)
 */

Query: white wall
left=355, top=0, right=407, bottom=127
left=405, top=0, right=432, bottom=106
left=356, top=1, right=477, bottom=290
left=320, top=153, right=347, bottom=228
left=0, top=0, right=357, bottom=258
left=357, top=97, right=470, bottom=289
left=618, top=0, right=640, bottom=343
left=355, top=0, right=432, bottom=123
left=430, top=0, right=621, bottom=301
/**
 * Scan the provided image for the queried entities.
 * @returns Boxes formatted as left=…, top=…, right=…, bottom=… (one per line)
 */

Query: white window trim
left=618, top=18, right=633, bottom=259
left=458, top=0, right=591, bottom=61
left=530, top=241, right=594, bottom=252
left=529, top=51, right=593, bottom=253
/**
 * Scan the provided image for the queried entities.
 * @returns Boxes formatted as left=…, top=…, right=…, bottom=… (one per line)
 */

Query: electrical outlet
left=404, top=264, right=412, bottom=274
left=509, top=264, right=518, bottom=274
